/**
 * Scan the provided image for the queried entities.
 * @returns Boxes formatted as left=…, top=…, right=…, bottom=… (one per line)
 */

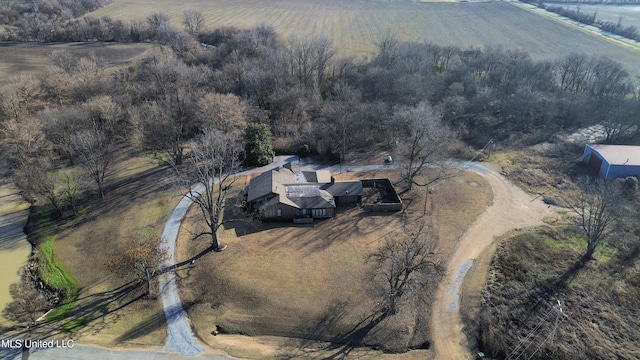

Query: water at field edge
left=0, top=165, right=31, bottom=325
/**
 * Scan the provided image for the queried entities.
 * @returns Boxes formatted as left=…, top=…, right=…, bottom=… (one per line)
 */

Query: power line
left=505, top=301, right=567, bottom=360
left=506, top=306, right=556, bottom=360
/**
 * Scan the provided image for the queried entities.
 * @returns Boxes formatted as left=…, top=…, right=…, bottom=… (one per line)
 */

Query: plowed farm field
left=90, top=0, right=640, bottom=74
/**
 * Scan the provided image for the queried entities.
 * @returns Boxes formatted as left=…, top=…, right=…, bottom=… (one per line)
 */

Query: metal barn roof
left=589, top=144, right=640, bottom=166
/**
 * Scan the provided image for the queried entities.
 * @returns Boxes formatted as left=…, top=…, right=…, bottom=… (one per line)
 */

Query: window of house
left=312, top=208, right=326, bottom=217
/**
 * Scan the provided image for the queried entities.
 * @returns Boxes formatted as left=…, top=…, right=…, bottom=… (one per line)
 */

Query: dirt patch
left=176, top=168, right=492, bottom=358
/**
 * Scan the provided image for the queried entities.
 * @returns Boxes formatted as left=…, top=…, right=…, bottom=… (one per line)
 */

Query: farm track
left=430, top=166, right=555, bottom=359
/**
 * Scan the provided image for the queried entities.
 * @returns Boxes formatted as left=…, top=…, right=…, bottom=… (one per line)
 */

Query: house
left=247, top=164, right=363, bottom=222
left=583, top=144, right=640, bottom=179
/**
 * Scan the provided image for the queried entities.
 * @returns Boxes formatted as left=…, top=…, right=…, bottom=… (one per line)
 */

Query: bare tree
left=321, top=84, right=361, bottom=167
left=394, top=102, right=456, bottom=190
left=83, top=95, right=122, bottom=142
left=30, top=159, right=63, bottom=218
left=39, top=106, right=86, bottom=161
left=287, top=34, right=335, bottom=91
left=374, top=29, right=399, bottom=69
left=60, top=170, right=81, bottom=216
left=368, top=222, right=441, bottom=315
left=182, top=127, right=242, bottom=251
left=138, top=51, right=209, bottom=164
left=170, top=31, right=200, bottom=59
left=594, top=97, right=638, bottom=143
left=197, top=92, right=248, bottom=137
left=556, top=53, right=590, bottom=93
left=1, top=116, right=46, bottom=164
left=71, top=129, right=114, bottom=198
left=2, top=272, right=49, bottom=326
left=105, top=234, right=169, bottom=296
left=565, top=177, right=620, bottom=262
left=587, top=56, right=631, bottom=98
left=183, top=8, right=205, bottom=37
left=0, top=74, right=40, bottom=122
left=147, top=12, right=171, bottom=41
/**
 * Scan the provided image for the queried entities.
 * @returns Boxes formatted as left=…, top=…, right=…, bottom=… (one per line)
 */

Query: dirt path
left=430, top=165, right=555, bottom=360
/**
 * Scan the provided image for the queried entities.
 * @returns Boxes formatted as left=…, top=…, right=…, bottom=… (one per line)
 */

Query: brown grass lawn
left=89, top=0, right=640, bottom=74
left=487, top=142, right=587, bottom=201
left=176, top=168, right=492, bottom=359
left=8, top=148, right=183, bottom=347
left=477, top=226, right=640, bottom=358
left=0, top=42, right=155, bottom=85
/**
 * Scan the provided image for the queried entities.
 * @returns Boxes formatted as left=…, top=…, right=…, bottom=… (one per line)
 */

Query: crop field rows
left=0, top=42, right=154, bottom=84
left=89, top=0, right=640, bottom=75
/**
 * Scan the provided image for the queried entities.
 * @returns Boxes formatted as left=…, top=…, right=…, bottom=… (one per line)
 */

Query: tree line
left=2, top=11, right=640, bottom=209
left=541, top=4, right=640, bottom=42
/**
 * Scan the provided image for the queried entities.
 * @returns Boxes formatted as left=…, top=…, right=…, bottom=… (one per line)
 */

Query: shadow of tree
left=115, top=308, right=167, bottom=343
left=6, top=279, right=146, bottom=343
left=294, top=300, right=389, bottom=360
left=523, top=261, right=583, bottom=320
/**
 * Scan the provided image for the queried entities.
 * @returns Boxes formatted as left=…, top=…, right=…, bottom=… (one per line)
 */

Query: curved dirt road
left=430, top=166, right=554, bottom=360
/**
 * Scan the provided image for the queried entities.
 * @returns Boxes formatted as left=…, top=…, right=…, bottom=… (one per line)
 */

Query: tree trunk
left=145, top=266, right=151, bottom=295
left=583, top=244, right=596, bottom=262
left=97, top=180, right=104, bottom=198
left=210, top=230, right=224, bottom=252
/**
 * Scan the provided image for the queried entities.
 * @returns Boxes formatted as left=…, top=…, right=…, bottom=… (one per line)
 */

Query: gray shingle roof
left=248, top=164, right=344, bottom=211
left=285, top=184, right=335, bottom=209
left=322, top=181, right=363, bottom=197
left=247, top=167, right=294, bottom=202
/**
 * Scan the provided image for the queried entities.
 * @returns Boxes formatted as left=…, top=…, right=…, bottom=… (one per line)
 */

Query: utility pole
left=550, top=300, right=564, bottom=345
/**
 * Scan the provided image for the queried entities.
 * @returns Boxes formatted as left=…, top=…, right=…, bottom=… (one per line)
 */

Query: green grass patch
left=149, top=152, right=170, bottom=167
left=39, top=236, right=79, bottom=321
left=36, top=205, right=86, bottom=237
left=61, top=206, right=86, bottom=229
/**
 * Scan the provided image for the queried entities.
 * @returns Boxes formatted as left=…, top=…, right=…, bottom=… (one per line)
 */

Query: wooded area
left=2, top=4, right=639, bottom=207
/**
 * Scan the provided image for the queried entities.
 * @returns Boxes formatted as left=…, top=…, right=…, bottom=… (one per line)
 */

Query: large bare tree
left=368, top=222, right=441, bottom=315
left=139, top=51, right=210, bottom=165
left=566, top=176, right=620, bottom=262
left=71, top=129, right=114, bottom=198
left=321, top=84, right=362, bottom=168
left=182, top=127, right=242, bottom=252
left=197, top=92, right=248, bottom=137
left=287, top=34, right=335, bottom=91
left=183, top=8, right=205, bottom=37
left=394, top=102, right=456, bottom=191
